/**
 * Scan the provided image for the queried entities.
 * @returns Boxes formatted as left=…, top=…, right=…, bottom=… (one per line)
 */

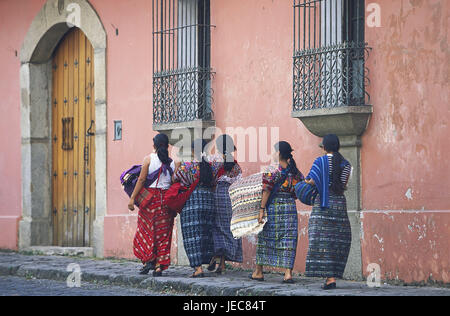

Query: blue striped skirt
left=212, top=181, right=243, bottom=263
left=180, top=186, right=215, bottom=268
left=256, top=192, right=298, bottom=269
left=305, top=193, right=351, bottom=279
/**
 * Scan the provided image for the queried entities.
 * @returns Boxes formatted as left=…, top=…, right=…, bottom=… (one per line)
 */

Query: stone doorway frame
left=19, top=0, right=107, bottom=257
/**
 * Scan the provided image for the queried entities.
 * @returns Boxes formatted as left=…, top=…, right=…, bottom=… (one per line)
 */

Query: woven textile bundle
left=229, top=172, right=266, bottom=238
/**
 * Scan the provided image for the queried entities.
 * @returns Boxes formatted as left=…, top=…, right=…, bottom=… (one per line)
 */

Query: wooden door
left=52, top=28, right=96, bottom=247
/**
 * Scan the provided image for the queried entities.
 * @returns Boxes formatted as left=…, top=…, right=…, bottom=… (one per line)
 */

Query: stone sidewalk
left=0, top=252, right=449, bottom=296
left=0, top=275, right=180, bottom=296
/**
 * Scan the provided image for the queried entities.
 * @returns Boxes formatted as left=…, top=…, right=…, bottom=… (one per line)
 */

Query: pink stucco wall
left=0, top=0, right=448, bottom=284
left=360, top=0, right=450, bottom=283
left=90, top=0, right=156, bottom=259
left=0, top=0, right=47, bottom=249
left=362, top=0, right=450, bottom=211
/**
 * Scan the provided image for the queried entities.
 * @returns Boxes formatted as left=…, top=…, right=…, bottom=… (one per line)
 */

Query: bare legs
left=218, top=256, right=225, bottom=271
left=209, top=256, right=226, bottom=273
left=284, top=269, right=293, bottom=281
left=252, top=264, right=264, bottom=279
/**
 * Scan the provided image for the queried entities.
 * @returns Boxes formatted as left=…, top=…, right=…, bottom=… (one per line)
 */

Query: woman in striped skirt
left=208, top=135, right=243, bottom=274
left=304, top=134, right=352, bottom=290
left=173, top=139, right=221, bottom=278
left=250, top=141, right=304, bottom=283
left=128, top=133, right=176, bottom=277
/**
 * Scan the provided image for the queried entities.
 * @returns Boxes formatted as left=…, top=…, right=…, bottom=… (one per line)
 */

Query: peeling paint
left=373, top=234, right=385, bottom=252
left=373, top=234, right=384, bottom=244
left=362, top=210, right=449, bottom=284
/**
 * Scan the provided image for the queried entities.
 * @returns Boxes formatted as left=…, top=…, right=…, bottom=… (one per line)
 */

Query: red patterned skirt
left=133, top=187, right=174, bottom=270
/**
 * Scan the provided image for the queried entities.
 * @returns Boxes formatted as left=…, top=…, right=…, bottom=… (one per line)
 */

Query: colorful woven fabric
left=307, top=156, right=330, bottom=209
left=256, top=192, right=298, bottom=269
left=180, top=186, right=215, bottom=268
left=307, top=155, right=351, bottom=208
left=262, top=165, right=304, bottom=194
left=294, top=181, right=318, bottom=206
left=305, top=194, right=351, bottom=278
left=209, top=154, right=242, bottom=184
left=133, top=188, right=174, bottom=270
left=120, top=161, right=173, bottom=205
left=212, top=181, right=243, bottom=263
left=229, top=172, right=266, bottom=238
left=173, top=156, right=222, bottom=187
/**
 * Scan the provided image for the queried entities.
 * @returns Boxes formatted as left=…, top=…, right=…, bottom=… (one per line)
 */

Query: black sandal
left=322, top=282, right=336, bottom=290
left=282, top=278, right=295, bottom=284
left=248, top=274, right=264, bottom=282
left=191, top=272, right=205, bottom=278
left=152, top=268, right=163, bottom=277
left=139, top=261, right=155, bottom=275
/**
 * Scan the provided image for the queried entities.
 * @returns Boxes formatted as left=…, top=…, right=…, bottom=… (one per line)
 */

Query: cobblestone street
left=0, top=0, right=449, bottom=299
left=0, top=275, right=177, bottom=296
left=0, top=252, right=449, bottom=296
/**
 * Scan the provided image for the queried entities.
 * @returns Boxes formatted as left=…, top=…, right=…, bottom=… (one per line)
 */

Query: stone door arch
left=19, top=0, right=107, bottom=257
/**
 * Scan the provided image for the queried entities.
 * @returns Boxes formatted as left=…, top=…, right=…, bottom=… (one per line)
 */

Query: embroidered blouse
left=262, top=164, right=305, bottom=195
left=209, top=154, right=243, bottom=184
left=173, top=156, right=222, bottom=187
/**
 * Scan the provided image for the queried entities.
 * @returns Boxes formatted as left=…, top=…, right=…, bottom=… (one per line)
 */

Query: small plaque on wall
left=114, top=120, right=122, bottom=141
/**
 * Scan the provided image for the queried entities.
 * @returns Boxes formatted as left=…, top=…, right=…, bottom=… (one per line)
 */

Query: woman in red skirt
left=128, top=133, right=175, bottom=276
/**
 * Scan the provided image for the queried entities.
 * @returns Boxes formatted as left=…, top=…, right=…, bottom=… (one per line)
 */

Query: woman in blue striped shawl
left=304, top=134, right=352, bottom=290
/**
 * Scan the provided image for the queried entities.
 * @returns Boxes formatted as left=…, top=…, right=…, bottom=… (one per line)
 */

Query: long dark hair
left=153, top=133, right=171, bottom=165
left=192, top=139, right=214, bottom=187
left=274, top=141, right=301, bottom=176
left=216, top=134, right=236, bottom=172
left=322, top=134, right=345, bottom=195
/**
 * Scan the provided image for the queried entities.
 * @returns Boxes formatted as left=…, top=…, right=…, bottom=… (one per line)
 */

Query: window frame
left=152, top=0, right=214, bottom=125
left=293, top=0, right=370, bottom=111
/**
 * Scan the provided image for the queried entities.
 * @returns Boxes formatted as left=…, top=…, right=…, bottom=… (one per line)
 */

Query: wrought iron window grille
left=293, top=0, right=371, bottom=111
left=152, top=0, right=215, bottom=125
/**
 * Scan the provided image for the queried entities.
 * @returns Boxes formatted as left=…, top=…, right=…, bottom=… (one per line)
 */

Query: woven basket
left=229, top=172, right=267, bottom=238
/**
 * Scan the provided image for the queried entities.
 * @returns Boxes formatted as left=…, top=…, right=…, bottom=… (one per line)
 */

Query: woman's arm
left=128, top=156, right=151, bottom=211
left=258, top=190, right=271, bottom=224
left=258, top=169, right=278, bottom=223
left=171, top=161, right=182, bottom=183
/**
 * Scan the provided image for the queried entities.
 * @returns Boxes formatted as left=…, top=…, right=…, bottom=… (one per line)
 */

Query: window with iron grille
left=152, top=0, right=214, bottom=125
left=293, top=0, right=370, bottom=111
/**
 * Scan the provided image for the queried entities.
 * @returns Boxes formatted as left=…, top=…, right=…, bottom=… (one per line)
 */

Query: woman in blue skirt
left=250, top=141, right=304, bottom=283
left=208, top=135, right=243, bottom=274
left=173, top=139, right=221, bottom=278
left=304, top=134, right=353, bottom=290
